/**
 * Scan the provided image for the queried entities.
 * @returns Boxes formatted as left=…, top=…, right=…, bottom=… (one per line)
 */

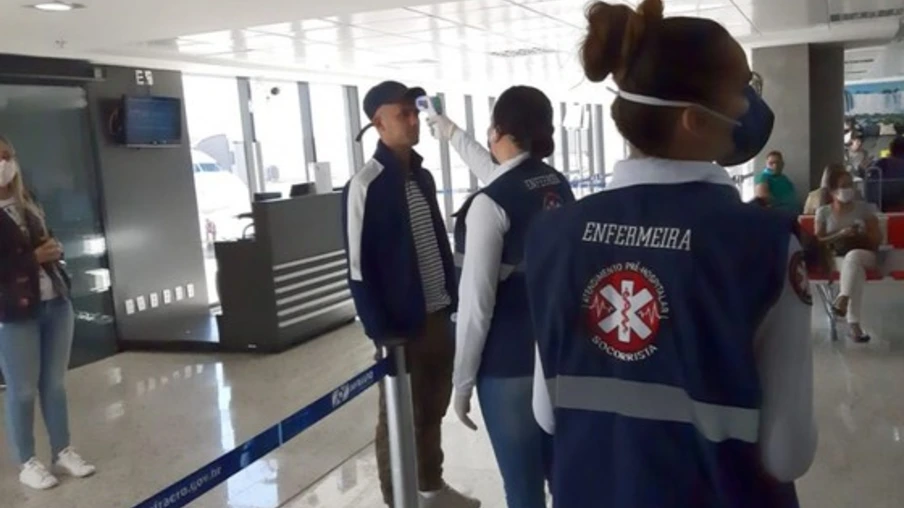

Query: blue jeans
left=477, top=375, right=550, bottom=508
left=0, top=298, right=74, bottom=463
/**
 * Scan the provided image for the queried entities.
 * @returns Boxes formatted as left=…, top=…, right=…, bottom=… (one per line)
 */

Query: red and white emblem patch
left=789, top=251, right=812, bottom=305
left=543, top=192, right=564, bottom=210
left=582, top=262, right=669, bottom=362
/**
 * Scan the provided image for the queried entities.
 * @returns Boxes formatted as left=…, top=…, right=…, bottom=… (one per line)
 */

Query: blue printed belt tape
left=134, top=359, right=390, bottom=508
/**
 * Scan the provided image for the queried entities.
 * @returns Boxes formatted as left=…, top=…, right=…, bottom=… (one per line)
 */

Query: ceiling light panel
left=173, top=41, right=240, bottom=56
left=247, top=19, right=337, bottom=36
left=290, top=26, right=385, bottom=43
left=458, top=5, right=543, bottom=28
left=511, top=0, right=632, bottom=5
left=178, top=30, right=241, bottom=45
left=485, top=17, right=566, bottom=33
left=373, top=42, right=442, bottom=60
left=235, top=33, right=296, bottom=52
left=355, top=17, right=457, bottom=33
left=405, top=26, right=493, bottom=45
left=696, top=6, right=750, bottom=27
left=349, top=34, right=424, bottom=50
left=328, top=8, right=425, bottom=25
left=664, top=0, right=736, bottom=15
left=408, top=0, right=512, bottom=16
left=31, top=1, right=84, bottom=12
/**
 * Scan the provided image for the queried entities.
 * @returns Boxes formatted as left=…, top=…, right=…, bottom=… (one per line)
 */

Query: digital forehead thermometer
left=415, top=95, right=443, bottom=117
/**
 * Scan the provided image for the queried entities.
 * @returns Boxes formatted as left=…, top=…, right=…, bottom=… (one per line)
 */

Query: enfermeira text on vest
left=581, top=222, right=692, bottom=252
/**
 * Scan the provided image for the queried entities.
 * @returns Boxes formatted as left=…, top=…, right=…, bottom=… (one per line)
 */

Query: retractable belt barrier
left=134, top=358, right=391, bottom=508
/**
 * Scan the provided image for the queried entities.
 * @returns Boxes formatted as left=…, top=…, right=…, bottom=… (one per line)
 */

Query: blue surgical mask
left=613, top=84, right=774, bottom=167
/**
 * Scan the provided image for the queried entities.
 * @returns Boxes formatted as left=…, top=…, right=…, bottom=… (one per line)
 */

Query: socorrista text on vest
left=581, top=222, right=692, bottom=252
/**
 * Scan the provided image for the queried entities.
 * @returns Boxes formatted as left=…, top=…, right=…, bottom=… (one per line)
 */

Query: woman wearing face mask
left=0, top=137, right=95, bottom=490
left=428, top=87, right=575, bottom=508
left=815, top=171, right=880, bottom=343
left=803, top=163, right=847, bottom=215
left=524, top=1, right=816, bottom=507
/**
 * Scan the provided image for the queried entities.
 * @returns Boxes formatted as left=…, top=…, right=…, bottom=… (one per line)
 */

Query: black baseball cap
left=355, top=81, right=426, bottom=142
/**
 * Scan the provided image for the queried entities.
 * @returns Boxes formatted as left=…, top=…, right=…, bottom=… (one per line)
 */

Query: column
left=752, top=44, right=844, bottom=197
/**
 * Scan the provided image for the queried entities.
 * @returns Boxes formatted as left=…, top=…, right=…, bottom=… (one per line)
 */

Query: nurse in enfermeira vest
left=428, top=87, right=574, bottom=508
left=525, top=1, right=818, bottom=507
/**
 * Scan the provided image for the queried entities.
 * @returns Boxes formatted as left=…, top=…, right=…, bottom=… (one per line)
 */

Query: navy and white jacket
left=342, top=142, right=457, bottom=342
left=453, top=156, right=573, bottom=381
left=528, top=159, right=816, bottom=508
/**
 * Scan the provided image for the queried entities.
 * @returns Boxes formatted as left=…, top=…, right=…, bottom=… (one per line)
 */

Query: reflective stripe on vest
left=551, top=376, right=760, bottom=444
left=453, top=252, right=524, bottom=281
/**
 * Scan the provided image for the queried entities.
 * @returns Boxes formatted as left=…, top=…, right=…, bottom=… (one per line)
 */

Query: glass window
left=251, top=80, right=308, bottom=197
left=183, top=74, right=251, bottom=305
left=473, top=94, right=493, bottom=173
left=444, top=93, right=471, bottom=214
left=309, top=83, right=353, bottom=189
left=563, top=103, right=586, bottom=197
left=0, top=84, right=116, bottom=367
left=548, top=101, right=566, bottom=172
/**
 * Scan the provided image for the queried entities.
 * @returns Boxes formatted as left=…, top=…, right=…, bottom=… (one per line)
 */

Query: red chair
left=886, top=214, right=904, bottom=280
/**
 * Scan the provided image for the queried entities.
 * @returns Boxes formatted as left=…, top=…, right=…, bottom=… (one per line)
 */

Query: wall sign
left=135, top=69, right=155, bottom=86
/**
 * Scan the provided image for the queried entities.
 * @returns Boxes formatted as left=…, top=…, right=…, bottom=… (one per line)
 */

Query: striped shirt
left=406, top=180, right=451, bottom=312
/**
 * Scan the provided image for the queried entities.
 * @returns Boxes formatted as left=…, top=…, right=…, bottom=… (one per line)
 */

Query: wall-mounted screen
left=122, top=95, right=183, bottom=147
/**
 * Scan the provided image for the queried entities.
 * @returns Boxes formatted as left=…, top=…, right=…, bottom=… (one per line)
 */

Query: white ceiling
left=0, top=0, right=902, bottom=88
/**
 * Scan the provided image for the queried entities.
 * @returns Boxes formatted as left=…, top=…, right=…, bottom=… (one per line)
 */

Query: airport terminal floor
left=1, top=286, right=904, bottom=508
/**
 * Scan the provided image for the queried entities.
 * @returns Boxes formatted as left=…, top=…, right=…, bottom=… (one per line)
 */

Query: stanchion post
left=383, top=344, right=420, bottom=508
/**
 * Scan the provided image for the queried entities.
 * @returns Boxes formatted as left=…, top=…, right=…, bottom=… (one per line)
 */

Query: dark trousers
left=375, top=310, right=454, bottom=506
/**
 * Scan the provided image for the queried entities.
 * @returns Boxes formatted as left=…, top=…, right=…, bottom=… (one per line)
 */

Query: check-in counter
left=214, top=192, right=355, bottom=352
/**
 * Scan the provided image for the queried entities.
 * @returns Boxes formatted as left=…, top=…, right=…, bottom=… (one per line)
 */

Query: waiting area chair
left=798, top=212, right=904, bottom=341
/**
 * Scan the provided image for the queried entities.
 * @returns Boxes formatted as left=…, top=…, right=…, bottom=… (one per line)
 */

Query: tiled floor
left=1, top=282, right=904, bottom=508
left=0, top=324, right=381, bottom=508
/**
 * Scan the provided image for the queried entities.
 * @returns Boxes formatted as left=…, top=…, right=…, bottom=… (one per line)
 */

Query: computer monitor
left=254, top=192, right=281, bottom=202
left=290, top=183, right=316, bottom=198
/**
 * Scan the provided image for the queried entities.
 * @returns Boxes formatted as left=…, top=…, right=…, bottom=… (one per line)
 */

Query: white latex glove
left=453, top=391, right=478, bottom=431
left=427, top=115, right=458, bottom=142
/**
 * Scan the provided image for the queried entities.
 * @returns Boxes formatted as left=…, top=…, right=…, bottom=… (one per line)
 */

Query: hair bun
left=581, top=0, right=663, bottom=84
left=637, top=0, right=664, bottom=21
left=530, top=134, right=555, bottom=159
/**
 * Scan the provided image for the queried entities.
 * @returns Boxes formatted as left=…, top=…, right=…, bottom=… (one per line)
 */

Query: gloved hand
left=453, top=390, right=478, bottom=431
left=427, top=115, right=458, bottom=142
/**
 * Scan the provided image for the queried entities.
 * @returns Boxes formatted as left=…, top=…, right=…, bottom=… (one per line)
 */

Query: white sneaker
left=53, top=447, right=96, bottom=478
left=420, top=484, right=481, bottom=508
left=20, top=458, right=59, bottom=490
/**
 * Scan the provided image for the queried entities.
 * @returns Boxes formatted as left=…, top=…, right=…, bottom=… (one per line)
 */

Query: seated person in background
left=755, top=150, right=801, bottom=213
left=846, top=134, right=871, bottom=176
left=815, top=170, right=881, bottom=343
left=804, top=163, right=847, bottom=215
left=864, top=136, right=904, bottom=211
left=890, top=136, right=904, bottom=160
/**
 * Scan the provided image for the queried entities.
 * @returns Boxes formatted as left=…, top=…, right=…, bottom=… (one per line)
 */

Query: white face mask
left=0, top=159, right=19, bottom=187
left=835, top=188, right=855, bottom=203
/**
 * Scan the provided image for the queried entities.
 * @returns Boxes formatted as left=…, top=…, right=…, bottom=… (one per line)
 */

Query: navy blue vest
left=454, top=157, right=574, bottom=378
left=525, top=182, right=799, bottom=508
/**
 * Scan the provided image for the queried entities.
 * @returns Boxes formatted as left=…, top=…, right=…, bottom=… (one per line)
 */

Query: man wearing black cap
left=342, top=81, right=480, bottom=508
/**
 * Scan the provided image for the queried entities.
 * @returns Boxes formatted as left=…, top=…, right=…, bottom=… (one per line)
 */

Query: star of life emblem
left=582, top=262, right=669, bottom=362
left=543, top=192, right=564, bottom=210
